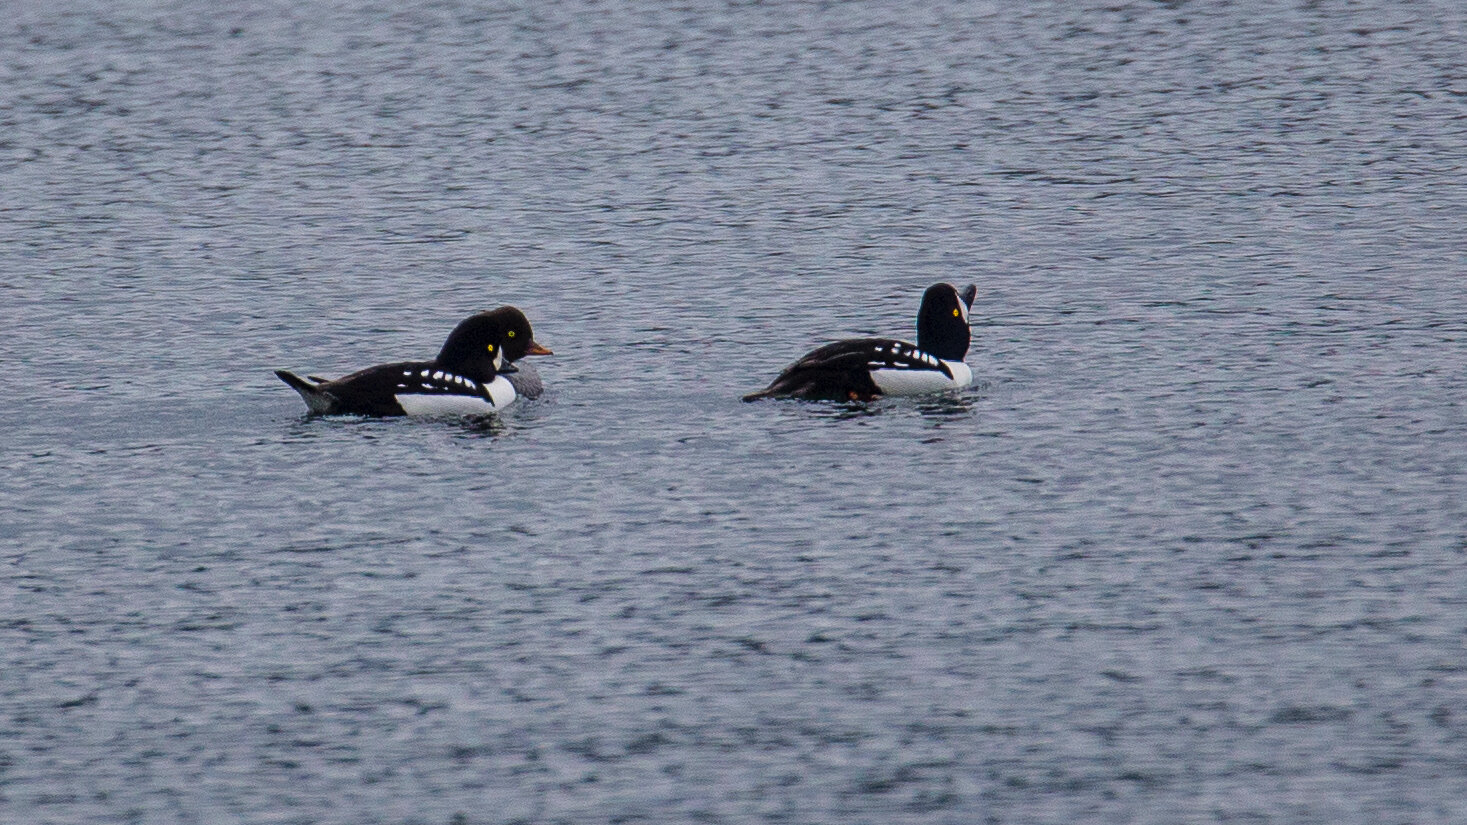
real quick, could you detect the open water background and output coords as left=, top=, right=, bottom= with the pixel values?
left=4, top=1, right=1467, bottom=823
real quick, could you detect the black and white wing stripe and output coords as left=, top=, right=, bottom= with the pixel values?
left=782, top=338, right=947, bottom=376
left=390, top=364, right=493, bottom=398
left=859, top=339, right=955, bottom=379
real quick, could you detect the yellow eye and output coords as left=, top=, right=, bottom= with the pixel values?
left=507, top=330, right=516, bottom=338
left=952, top=308, right=960, bottom=317
left=486, top=344, right=495, bottom=352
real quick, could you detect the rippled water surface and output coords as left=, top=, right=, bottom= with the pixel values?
left=5, top=1, right=1467, bottom=823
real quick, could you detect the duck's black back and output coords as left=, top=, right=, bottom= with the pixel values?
left=313, top=361, right=431, bottom=416
left=741, top=339, right=888, bottom=401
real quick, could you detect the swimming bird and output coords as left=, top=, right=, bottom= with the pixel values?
left=742, top=283, right=976, bottom=402
left=275, top=306, right=552, bottom=416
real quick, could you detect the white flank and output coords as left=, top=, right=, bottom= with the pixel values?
left=871, top=359, right=972, bottom=396
left=394, top=375, right=517, bottom=417
left=395, top=393, right=496, bottom=416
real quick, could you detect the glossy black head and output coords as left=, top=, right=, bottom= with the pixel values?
left=915, top=282, right=977, bottom=362
left=435, top=307, right=550, bottom=381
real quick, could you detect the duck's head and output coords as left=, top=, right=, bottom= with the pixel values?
left=436, top=306, right=552, bottom=381
left=915, top=283, right=977, bottom=362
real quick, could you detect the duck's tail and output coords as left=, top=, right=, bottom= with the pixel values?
left=274, top=370, right=338, bottom=415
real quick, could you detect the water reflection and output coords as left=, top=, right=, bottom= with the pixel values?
left=280, top=412, right=510, bottom=439
left=454, top=414, right=510, bottom=438
left=779, top=390, right=980, bottom=422
left=793, top=399, right=886, bottom=421
left=915, top=393, right=975, bottom=420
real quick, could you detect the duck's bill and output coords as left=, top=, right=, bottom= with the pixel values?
left=526, top=342, right=553, bottom=355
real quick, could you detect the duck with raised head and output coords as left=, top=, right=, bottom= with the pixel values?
left=743, top=283, right=976, bottom=402
left=275, top=306, right=552, bottom=416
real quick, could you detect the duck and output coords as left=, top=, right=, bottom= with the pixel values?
left=274, top=306, right=552, bottom=416
left=742, top=282, right=977, bottom=402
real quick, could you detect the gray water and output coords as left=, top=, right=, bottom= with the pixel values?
left=4, top=1, right=1467, bottom=823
